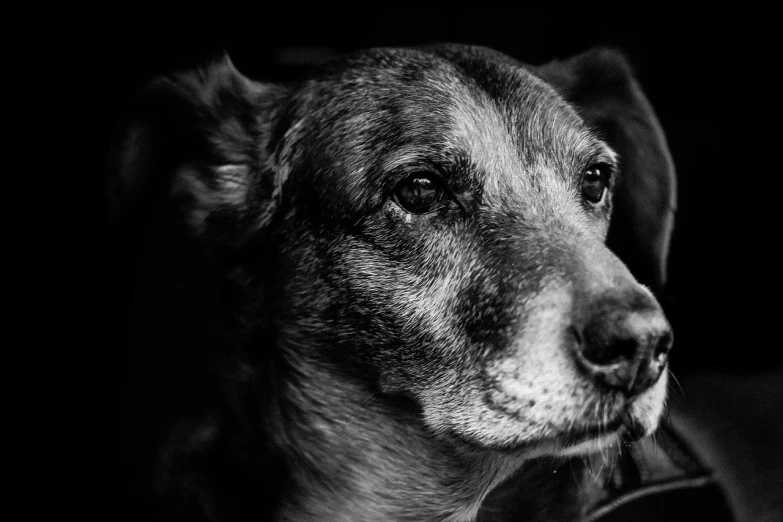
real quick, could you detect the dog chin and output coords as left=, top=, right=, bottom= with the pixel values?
left=554, top=373, right=669, bottom=457
left=502, top=373, right=669, bottom=459
left=551, top=430, right=623, bottom=457
left=517, top=416, right=648, bottom=460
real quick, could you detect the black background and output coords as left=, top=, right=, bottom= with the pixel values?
left=42, top=9, right=780, bottom=519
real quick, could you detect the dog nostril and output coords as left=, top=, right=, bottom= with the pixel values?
left=582, top=336, right=638, bottom=366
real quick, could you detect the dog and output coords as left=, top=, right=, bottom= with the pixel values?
left=109, top=44, right=677, bottom=521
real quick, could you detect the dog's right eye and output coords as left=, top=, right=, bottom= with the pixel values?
left=394, top=173, right=446, bottom=214
left=581, top=165, right=611, bottom=204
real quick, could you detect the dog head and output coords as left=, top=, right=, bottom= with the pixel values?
left=110, top=45, right=676, bottom=458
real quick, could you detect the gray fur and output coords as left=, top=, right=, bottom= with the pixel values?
left=113, top=45, right=676, bottom=521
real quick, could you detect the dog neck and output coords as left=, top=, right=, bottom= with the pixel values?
left=267, top=343, right=586, bottom=522
left=272, top=351, right=510, bottom=521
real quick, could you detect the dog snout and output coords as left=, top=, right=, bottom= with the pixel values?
left=573, top=294, right=673, bottom=396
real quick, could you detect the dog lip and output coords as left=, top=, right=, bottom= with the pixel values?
left=567, top=410, right=647, bottom=444
left=564, top=417, right=624, bottom=443
left=485, top=418, right=627, bottom=453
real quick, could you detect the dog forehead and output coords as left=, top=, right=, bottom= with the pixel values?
left=299, top=48, right=467, bottom=135
left=435, top=47, right=600, bottom=204
left=282, top=49, right=467, bottom=211
left=286, top=47, right=596, bottom=215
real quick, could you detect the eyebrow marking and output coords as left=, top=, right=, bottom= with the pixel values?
left=378, top=145, right=425, bottom=173
left=448, top=92, right=525, bottom=206
left=445, top=81, right=621, bottom=230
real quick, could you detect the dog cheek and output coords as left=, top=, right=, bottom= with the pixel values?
left=454, top=272, right=514, bottom=352
left=295, top=237, right=443, bottom=392
left=480, top=283, right=588, bottom=430
left=379, top=247, right=492, bottom=397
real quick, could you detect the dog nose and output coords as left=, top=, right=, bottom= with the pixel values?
left=574, top=297, right=673, bottom=395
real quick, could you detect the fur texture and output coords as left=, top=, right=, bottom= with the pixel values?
left=111, top=45, right=677, bottom=521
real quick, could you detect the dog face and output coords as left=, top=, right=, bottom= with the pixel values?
left=112, top=45, right=675, bottom=459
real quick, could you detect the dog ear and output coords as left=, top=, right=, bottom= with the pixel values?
left=536, top=48, right=676, bottom=290
left=107, top=56, right=288, bottom=249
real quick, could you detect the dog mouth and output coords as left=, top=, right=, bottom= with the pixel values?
left=439, top=368, right=669, bottom=456
left=559, top=410, right=647, bottom=447
left=556, top=401, right=662, bottom=458
left=481, top=404, right=652, bottom=457
left=564, top=418, right=624, bottom=444
left=511, top=413, right=640, bottom=458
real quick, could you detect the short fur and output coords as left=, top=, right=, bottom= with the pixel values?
left=110, top=45, right=677, bottom=521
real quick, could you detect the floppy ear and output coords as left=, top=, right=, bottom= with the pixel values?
left=107, top=56, right=288, bottom=249
left=536, top=48, right=676, bottom=290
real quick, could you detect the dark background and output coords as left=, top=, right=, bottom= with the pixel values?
left=43, top=9, right=780, bottom=520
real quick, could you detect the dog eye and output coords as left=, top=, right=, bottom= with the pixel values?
left=394, top=172, right=446, bottom=214
left=581, top=166, right=610, bottom=204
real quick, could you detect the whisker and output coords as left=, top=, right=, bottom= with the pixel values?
left=651, top=429, right=659, bottom=459
left=594, top=449, right=606, bottom=482
left=668, top=369, right=686, bottom=401
left=607, top=447, right=617, bottom=483
left=569, top=459, right=579, bottom=483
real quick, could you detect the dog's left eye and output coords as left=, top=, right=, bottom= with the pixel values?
left=394, top=173, right=446, bottom=214
left=581, top=166, right=610, bottom=204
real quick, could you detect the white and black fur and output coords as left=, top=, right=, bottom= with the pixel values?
left=110, top=44, right=677, bottom=521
